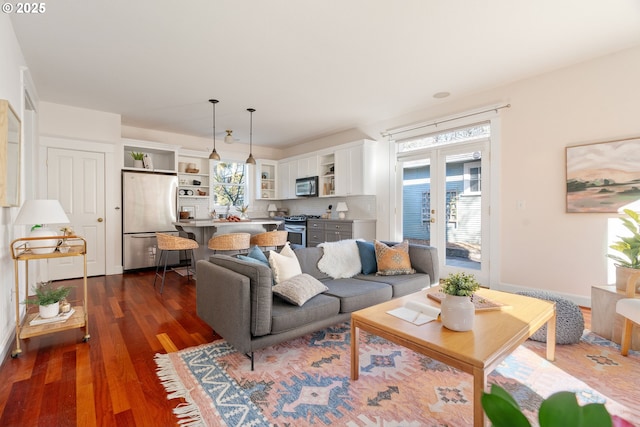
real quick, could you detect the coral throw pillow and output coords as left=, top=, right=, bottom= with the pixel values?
left=374, top=240, right=415, bottom=276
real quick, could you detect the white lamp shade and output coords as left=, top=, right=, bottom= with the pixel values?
left=14, top=199, right=70, bottom=226
left=14, top=199, right=70, bottom=254
left=267, top=204, right=277, bottom=212
left=336, top=202, right=348, bottom=212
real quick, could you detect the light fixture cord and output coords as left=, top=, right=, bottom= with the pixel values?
left=249, top=109, right=253, bottom=154
left=212, top=101, right=216, bottom=152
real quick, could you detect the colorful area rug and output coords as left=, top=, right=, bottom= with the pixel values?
left=155, top=323, right=640, bottom=426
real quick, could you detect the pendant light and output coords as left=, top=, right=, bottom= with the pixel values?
left=224, top=130, right=234, bottom=144
left=246, top=107, right=256, bottom=165
left=208, top=99, right=220, bottom=160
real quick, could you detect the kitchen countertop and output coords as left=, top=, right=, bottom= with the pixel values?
left=174, top=219, right=282, bottom=227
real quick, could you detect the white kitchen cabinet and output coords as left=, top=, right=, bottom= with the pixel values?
left=334, top=140, right=375, bottom=196
left=123, top=139, right=178, bottom=172
left=296, top=155, right=318, bottom=178
left=277, top=160, right=295, bottom=199
left=256, top=160, right=278, bottom=200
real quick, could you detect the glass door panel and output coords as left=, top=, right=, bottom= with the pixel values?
left=400, top=142, right=488, bottom=283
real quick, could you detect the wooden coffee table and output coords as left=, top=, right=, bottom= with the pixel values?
left=351, top=287, right=556, bottom=427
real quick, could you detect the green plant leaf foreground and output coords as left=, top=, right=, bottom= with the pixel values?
left=482, top=386, right=613, bottom=427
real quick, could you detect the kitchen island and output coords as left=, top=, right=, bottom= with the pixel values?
left=174, top=219, right=283, bottom=244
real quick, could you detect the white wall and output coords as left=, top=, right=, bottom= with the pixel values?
left=0, top=14, right=29, bottom=359
left=308, top=46, right=640, bottom=304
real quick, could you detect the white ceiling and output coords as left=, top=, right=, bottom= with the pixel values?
left=10, top=0, right=640, bottom=148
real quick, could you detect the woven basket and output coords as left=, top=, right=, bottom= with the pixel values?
left=156, top=233, right=199, bottom=250
left=250, top=230, right=288, bottom=248
left=208, top=233, right=251, bottom=251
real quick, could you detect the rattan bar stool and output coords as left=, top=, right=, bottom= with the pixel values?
left=249, top=230, right=288, bottom=251
left=154, top=232, right=199, bottom=294
left=174, top=225, right=197, bottom=264
left=208, top=232, right=251, bottom=255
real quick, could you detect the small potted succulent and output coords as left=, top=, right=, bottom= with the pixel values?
left=607, top=209, right=640, bottom=292
left=439, top=272, right=480, bottom=331
left=130, top=151, right=144, bottom=168
left=23, top=281, right=73, bottom=319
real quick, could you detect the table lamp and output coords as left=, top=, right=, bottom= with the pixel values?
left=336, top=202, right=348, bottom=219
left=14, top=199, right=70, bottom=254
left=267, top=204, right=277, bottom=218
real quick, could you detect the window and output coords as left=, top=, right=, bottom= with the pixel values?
left=211, top=162, right=248, bottom=208
left=398, top=124, right=490, bottom=153
left=464, top=161, right=481, bottom=193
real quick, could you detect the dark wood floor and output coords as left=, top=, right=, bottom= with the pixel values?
left=0, top=270, right=219, bottom=427
left=0, top=271, right=592, bottom=426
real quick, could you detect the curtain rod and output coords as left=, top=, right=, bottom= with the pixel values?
left=381, top=103, right=511, bottom=138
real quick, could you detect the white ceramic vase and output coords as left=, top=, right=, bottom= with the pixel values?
left=39, top=301, right=60, bottom=319
left=441, top=294, right=475, bottom=331
left=134, top=159, right=144, bottom=168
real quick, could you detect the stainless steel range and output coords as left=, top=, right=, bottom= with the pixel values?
left=283, top=215, right=321, bottom=247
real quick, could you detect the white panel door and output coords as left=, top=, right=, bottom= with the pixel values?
left=47, top=148, right=106, bottom=279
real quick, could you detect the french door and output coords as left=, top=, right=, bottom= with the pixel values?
left=398, top=139, right=490, bottom=284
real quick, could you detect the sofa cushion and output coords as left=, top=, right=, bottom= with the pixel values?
left=294, top=246, right=330, bottom=280
left=374, top=240, right=416, bottom=276
left=356, top=241, right=377, bottom=274
left=272, top=274, right=329, bottom=306
left=269, top=243, right=302, bottom=284
left=318, top=239, right=362, bottom=279
left=209, top=255, right=273, bottom=337
left=323, top=278, right=392, bottom=313
left=271, top=294, right=340, bottom=334
left=355, top=273, right=429, bottom=297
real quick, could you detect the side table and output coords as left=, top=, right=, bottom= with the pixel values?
left=591, top=285, right=639, bottom=350
left=10, top=235, right=90, bottom=358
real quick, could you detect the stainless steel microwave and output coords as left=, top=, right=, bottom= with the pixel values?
left=295, top=176, right=319, bottom=197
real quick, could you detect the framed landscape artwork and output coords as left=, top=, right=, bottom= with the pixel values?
left=566, top=137, right=640, bottom=213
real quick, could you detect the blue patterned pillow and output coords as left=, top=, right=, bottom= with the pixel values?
left=356, top=241, right=377, bottom=275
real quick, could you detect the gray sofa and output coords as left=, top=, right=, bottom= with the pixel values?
left=196, top=242, right=439, bottom=369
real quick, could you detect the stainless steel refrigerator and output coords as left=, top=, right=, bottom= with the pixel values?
left=122, top=171, right=179, bottom=270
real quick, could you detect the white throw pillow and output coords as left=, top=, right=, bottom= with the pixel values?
left=272, top=273, right=329, bottom=306
left=318, top=239, right=362, bottom=279
left=269, top=242, right=302, bottom=284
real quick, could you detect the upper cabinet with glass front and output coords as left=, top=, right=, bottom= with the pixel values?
left=0, top=100, right=21, bottom=207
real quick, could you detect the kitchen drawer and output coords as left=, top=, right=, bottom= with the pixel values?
left=307, top=220, right=325, bottom=230
left=323, top=221, right=353, bottom=233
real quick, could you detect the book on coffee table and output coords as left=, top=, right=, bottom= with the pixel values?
left=427, top=292, right=510, bottom=312
left=387, top=301, right=441, bottom=325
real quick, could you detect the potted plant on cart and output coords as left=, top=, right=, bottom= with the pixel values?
left=439, top=272, right=480, bottom=331
left=607, top=209, right=640, bottom=292
left=23, top=281, right=73, bottom=319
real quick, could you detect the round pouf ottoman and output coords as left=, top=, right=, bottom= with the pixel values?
left=516, top=290, right=585, bottom=344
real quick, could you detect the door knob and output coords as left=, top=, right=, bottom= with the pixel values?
left=97, top=218, right=104, bottom=222
left=430, top=218, right=435, bottom=223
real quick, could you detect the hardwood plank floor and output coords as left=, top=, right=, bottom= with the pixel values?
left=0, top=270, right=218, bottom=427
left=0, top=271, right=592, bottom=426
